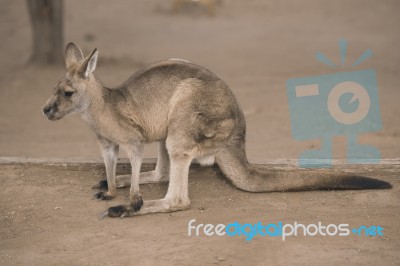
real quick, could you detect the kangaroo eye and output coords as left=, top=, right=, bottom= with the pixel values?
left=64, top=91, right=74, bottom=97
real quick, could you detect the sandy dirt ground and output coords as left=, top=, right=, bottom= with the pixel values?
left=0, top=161, right=399, bottom=265
left=0, top=0, right=400, bottom=265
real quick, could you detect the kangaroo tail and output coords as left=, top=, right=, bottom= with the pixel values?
left=215, top=148, right=392, bottom=192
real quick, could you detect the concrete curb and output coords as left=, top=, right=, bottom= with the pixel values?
left=1, top=157, right=399, bottom=173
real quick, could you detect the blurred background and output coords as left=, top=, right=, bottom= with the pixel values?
left=0, top=0, right=399, bottom=161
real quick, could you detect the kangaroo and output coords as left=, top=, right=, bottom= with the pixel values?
left=43, top=43, right=391, bottom=218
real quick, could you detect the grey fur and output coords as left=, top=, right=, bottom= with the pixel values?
left=43, top=43, right=391, bottom=218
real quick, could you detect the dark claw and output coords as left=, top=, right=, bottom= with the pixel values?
left=94, top=191, right=114, bottom=200
left=92, top=179, right=108, bottom=189
left=132, top=196, right=143, bottom=212
left=108, top=205, right=126, bottom=217
left=99, top=211, right=109, bottom=220
left=107, top=196, right=143, bottom=218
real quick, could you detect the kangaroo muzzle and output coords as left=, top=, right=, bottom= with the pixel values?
left=43, top=102, right=59, bottom=120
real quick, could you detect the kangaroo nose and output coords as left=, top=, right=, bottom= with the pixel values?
left=43, top=106, right=52, bottom=115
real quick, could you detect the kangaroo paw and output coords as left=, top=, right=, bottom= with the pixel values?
left=94, top=191, right=115, bottom=200
left=131, top=195, right=144, bottom=211
left=107, top=196, right=143, bottom=218
left=107, top=205, right=126, bottom=218
left=92, top=179, right=108, bottom=189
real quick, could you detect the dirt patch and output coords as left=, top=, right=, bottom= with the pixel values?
left=0, top=162, right=399, bottom=265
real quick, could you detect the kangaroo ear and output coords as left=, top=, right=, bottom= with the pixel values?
left=78, top=48, right=98, bottom=79
left=65, top=42, right=84, bottom=69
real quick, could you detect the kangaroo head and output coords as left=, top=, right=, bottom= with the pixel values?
left=43, top=42, right=98, bottom=120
